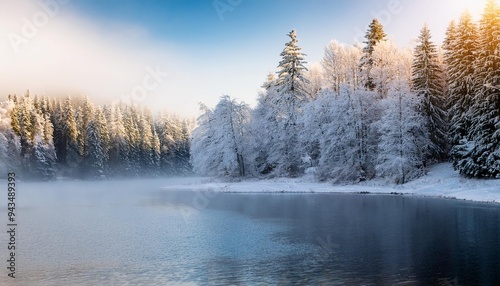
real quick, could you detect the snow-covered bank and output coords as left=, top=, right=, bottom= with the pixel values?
left=161, top=163, right=500, bottom=204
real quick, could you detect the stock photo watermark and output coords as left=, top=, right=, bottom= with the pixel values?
left=112, top=65, right=169, bottom=106
left=353, top=0, right=404, bottom=43
left=213, top=0, right=243, bottom=21
left=180, top=185, right=223, bottom=221
left=8, top=0, right=71, bottom=54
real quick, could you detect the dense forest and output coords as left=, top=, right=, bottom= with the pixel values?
left=0, top=93, right=193, bottom=180
left=1, top=1, right=499, bottom=183
left=191, top=1, right=500, bottom=183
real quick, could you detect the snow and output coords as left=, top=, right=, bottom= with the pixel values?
left=161, top=163, right=500, bottom=204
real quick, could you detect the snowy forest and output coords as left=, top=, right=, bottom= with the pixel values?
left=0, top=93, right=193, bottom=180
left=191, top=1, right=500, bottom=183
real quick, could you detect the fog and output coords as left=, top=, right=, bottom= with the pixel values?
left=0, top=0, right=240, bottom=118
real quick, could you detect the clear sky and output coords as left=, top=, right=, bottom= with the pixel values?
left=0, top=0, right=490, bottom=117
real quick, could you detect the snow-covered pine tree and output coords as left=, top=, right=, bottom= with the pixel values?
left=151, top=126, right=161, bottom=174
left=76, top=97, right=94, bottom=163
left=17, top=91, right=34, bottom=160
left=412, top=24, right=448, bottom=162
left=123, top=105, right=142, bottom=175
left=84, top=119, right=105, bottom=179
left=94, top=107, right=110, bottom=176
left=29, top=112, right=56, bottom=180
left=155, top=113, right=177, bottom=174
left=175, top=119, right=194, bottom=175
left=108, top=104, right=130, bottom=176
left=60, top=97, right=80, bottom=170
left=460, top=0, right=500, bottom=177
left=31, top=138, right=56, bottom=181
left=359, top=18, right=387, bottom=91
left=444, top=13, right=480, bottom=171
left=375, top=83, right=430, bottom=184
left=138, top=108, right=155, bottom=174
left=0, top=100, right=21, bottom=176
left=272, top=29, right=310, bottom=177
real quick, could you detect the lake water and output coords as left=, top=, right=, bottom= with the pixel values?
left=2, top=180, right=500, bottom=285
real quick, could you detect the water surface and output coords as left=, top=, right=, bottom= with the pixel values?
left=1, top=181, right=499, bottom=285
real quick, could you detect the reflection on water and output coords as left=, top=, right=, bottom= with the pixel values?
left=1, top=182, right=500, bottom=285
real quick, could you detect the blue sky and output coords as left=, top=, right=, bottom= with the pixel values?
left=0, top=0, right=489, bottom=117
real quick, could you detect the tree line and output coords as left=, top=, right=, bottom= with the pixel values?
left=0, top=93, right=193, bottom=180
left=191, top=0, right=500, bottom=183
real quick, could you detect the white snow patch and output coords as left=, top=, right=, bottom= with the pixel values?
left=161, top=163, right=500, bottom=203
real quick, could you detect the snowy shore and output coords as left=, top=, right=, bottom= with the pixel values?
left=161, top=163, right=500, bottom=204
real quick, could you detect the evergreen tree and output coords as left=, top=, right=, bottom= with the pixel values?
left=272, top=29, right=310, bottom=177
left=9, top=95, right=21, bottom=136
left=63, top=98, right=80, bottom=168
left=412, top=24, right=448, bottom=162
left=460, top=0, right=500, bottom=177
left=156, top=113, right=176, bottom=174
left=94, top=107, right=110, bottom=176
left=176, top=119, right=193, bottom=175
left=138, top=108, right=155, bottom=174
left=18, top=92, right=34, bottom=159
left=123, top=106, right=141, bottom=175
left=1, top=93, right=193, bottom=180
left=76, top=97, right=94, bottom=161
left=151, top=127, right=161, bottom=174
left=445, top=14, right=480, bottom=169
left=84, top=120, right=105, bottom=179
left=29, top=113, right=56, bottom=180
left=0, top=100, right=21, bottom=176
left=108, top=104, right=130, bottom=176
left=31, top=139, right=56, bottom=181
left=359, top=18, right=387, bottom=91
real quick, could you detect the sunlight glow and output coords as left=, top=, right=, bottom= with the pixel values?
left=454, top=0, right=489, bottom=19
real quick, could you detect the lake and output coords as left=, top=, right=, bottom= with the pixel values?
left=2, top=180, right=500, bottom=285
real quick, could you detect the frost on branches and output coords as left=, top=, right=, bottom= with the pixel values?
left=0, top=92, right=192, bottom=180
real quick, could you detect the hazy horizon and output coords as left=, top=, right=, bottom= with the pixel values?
left=0, top=0, right=490, bottom=117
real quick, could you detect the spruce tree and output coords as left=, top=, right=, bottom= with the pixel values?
left=95, top=107, right=110, bottom=176
left=445, top=13, right=480, bottom=171
left=461, top=0, right=500, bottom=177
left=31, top=139, right=56, bottom=181
left=359, top=18, right=387, bottom=91
left=109, top=104, right=129, bottom=176
left=0, top=100, right=21, bottom=176
left=151, top=127, right=161, bottom=174
left=273, top=29, right=309, bottom=177
left=412, top=24, right=448, bottom=162
left=176, top=119, right=193, bottom=175
left=123, top=106, right=141, bottom=175
left=84, top=120, right=105, bottom=179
